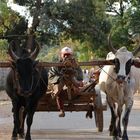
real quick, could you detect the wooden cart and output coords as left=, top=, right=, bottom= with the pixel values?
left=0, top=60, right=112, bottom=132
left=35, top=60, right=111, bottom=132
left=36, top=82, right=107, bottom=132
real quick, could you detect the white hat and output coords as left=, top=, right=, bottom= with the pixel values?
left=60, top=47, right=73, bottom=55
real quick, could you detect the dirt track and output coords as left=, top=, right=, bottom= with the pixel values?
left=0, top=91, right=140, bottom=140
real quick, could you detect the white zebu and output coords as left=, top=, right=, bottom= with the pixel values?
left=98, top=47, right=140, bottom=140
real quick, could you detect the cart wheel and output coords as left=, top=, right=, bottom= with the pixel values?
left=94, top=85, right=103, bottom=132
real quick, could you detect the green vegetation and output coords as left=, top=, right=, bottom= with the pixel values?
left=0, top=0, right=140, bottom=61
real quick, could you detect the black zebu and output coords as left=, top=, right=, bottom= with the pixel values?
left=5, top=41, right=48, bottom=140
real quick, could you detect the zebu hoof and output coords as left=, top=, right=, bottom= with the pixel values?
left=118, top=132, right=122, bottom=138
left=112, top=136, right=120, bottom=140
left=110, top=131, right=113, bottom=136
left=122, top=132, right=129, bottom=140
left=19, top=133, right=25, bottom=139
left=11, top=136, right=18, bottom=140
left=122, top=136, right=129, bottom=140
left=25, top=136, right=31, bottom=140
left=109, top=124, right=113, bottom=131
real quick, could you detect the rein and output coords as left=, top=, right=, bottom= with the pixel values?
left=99, top=66, right=116, bottom=82
left=13, top=68, right=40, bottom=97
left=99, top=66, right=131, bottom=84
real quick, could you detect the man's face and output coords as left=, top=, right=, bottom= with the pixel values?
left=61, top=53, right=72, bottom=60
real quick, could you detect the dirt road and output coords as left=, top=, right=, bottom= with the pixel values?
left=0, top=91, right=140, bottom=140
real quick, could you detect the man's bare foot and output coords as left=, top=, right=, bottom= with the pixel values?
left=59, top=111, right=65, bottom=117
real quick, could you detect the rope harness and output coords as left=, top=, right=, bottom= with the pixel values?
left=12, top=67, right=41, bottom=97
left=98, top=65, right=131, bottom=85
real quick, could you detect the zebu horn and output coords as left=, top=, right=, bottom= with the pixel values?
left=30, top=40, right=40, bottom=60
left=8, top=41, right=19, bottom=61
left=108, top=32, right=117, bottom=54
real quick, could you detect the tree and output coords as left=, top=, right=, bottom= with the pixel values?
left=105, top=0, right=140, bottom=52
left=0, top=1, right=27, bottom=40
left=2, top=0, right=140, bottom=60
left=4, top=0, right=110, bottom=59
left=0, top=0, right=25, bottom=59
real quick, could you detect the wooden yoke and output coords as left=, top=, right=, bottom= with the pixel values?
left=37, top=59, right=115, bottom=67
left=0, top=59, right=114, bottom=68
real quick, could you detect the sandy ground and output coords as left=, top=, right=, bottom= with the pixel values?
left=1, top=91, right=140, bottom=140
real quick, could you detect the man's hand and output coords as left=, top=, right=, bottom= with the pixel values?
left=78, top=81, right=84, bottom=87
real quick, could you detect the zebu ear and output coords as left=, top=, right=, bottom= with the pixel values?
left=108, top=59, right=116, bottom=64
left=132, top=58, right=140, bottom=68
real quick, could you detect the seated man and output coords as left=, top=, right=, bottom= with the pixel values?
left=48, top=47, right=83, bottom=117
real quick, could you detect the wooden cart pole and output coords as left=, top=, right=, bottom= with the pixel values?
left=0, top=59, right=114, bottom=68
left=38, top=59, right=114, bottom=67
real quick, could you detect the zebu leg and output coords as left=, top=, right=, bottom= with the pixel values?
left=122, top=108, right=131, bottom=140
left=122, top=100, right=133, bottom=140
left=25, top=110, right=34, bottom=140
left=25, top=112, right=34, bottom=140
left=108, top=103, right=119, bottom=139
left=18, top=106, right=26, bottom=138
left=108, top=104, right=115, bottom=135
left=109, top=107, right=120, bottom=140
left=25, top=102, right=37, bottom=140
left=107, top=100, right=120, bottom=140
left=107, top=97, right=116, bottom=136
left=11, top=101, right=21, bottom=140
left=117, top=106, right=122, bottom=138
